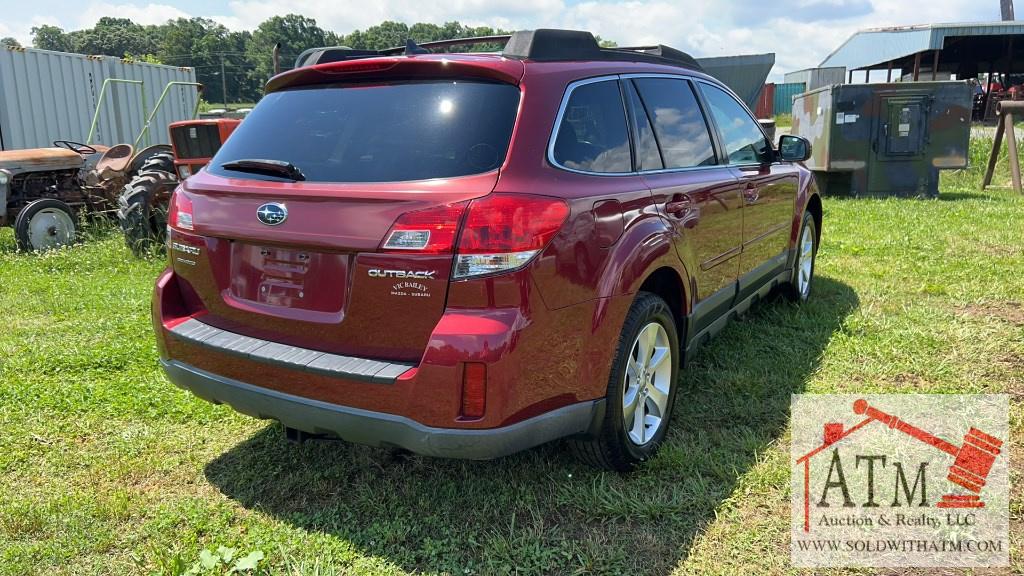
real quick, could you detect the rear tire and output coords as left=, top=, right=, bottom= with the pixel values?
left=118, top=170, right=179, bottom=256
left=784, top=211, right=818, bottom=302
left=571, top=292, right=680, bottom=472
left=137, top=152, right=175, bottom=176
left=14, top=199, right=77, bottom=252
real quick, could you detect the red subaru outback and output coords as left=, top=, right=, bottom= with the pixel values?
left=153, top=29, right=821, bottom=470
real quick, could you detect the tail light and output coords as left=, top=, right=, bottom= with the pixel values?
left=454, top=194, right=569, bottom=279
left=381, top=202, right=468, bottom=254
left=461, top=363, right=486, bottom=418
left=379, top=194, right=569, bottom=279
left=168, top=189, right=194, bottom=231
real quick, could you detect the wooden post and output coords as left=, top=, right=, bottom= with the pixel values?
left=1005, top=38, right=1014, bottom=89
left=1009, top=38, right=1015, bottom=88
left=1006, top=112, right=1021, bottom=194
left=983, top=100, right=1024, bottom=194
left=984, top=60, right=996, bottom=119
left=983, top=116, right=1005, bottom=189
left=913, top=52, right=922, bottom=81
left=887, top=60, right=893, bottom=82
left=932, top=50, right=940, bottom=81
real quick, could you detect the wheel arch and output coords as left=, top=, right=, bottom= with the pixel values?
left=636, top=266, right=689, bottom=334
left=805, top=192, right=822, bottom=246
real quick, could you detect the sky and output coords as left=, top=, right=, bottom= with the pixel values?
left=0, top=0, right=1005, bottom=79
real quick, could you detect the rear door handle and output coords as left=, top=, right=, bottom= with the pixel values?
left=665, top=194, right=700, bottom=228
left=665, top=196, right=691, bottom=215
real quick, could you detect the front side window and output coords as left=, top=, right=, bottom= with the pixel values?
left=553, top=80, right=632, bottom=173
left=699, top=83, right=772, bottom=165
left=632, top=78, right=717, bottom=169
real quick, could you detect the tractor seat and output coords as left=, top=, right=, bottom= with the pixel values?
left=95, top=144, right=135, bottom=175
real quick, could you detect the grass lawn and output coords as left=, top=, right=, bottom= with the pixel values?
left=0, top=138, right=1021, bottom=575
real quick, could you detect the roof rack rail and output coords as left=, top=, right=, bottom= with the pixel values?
left=292, top=29, right=703, bottom=73
left=293, top=46, right=382, bottom=68
left=379, top=35, right=513, bottom=55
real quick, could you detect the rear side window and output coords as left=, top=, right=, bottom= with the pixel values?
left=698, top=83, right=772, bottom=165
left=632, top=78, right=717, bottom=169
left=207, top=80, right=520, bottom=183
left=553, top=80, right=631, bottom=173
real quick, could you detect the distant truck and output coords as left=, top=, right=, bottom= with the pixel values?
left=118, top=118, right=241, bottom=254
left=791, top=81, right=972, bottom=198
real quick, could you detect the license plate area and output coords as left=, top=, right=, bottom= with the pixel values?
left=228, top=243, right=348, bottom=313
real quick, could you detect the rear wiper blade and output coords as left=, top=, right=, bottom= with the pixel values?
left=220, top=159, right=306, bottom=181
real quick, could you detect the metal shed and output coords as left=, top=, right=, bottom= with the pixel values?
left=820, top=21, right=1024, bottom=83
left=784, top=67, right=847, bottom=91
left=695, top=53, right=776, bottom=109
left=0, top=45, right=198, bottom=151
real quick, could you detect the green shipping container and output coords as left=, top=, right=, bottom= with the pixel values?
left=773, top=82, right=805, bottom=115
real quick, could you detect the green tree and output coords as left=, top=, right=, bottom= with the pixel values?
left=0, top=37, right=20, bottom=49
left=246, top=14, right=334, bottom=82
left=158, top=17, right=245, bottom=104
left=70, top=17, right=158, bottom=56
left=30, top=25, right=70, bottom=51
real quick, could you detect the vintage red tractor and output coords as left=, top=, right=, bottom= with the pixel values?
left=118, top=118, right=241, bottom=255
left=0, top=141, right=175, bottom=251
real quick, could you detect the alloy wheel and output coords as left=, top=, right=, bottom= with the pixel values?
left=622, top=321, right=673, bottom=445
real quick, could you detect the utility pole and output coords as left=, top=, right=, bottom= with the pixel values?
left=220, top=54, right=228, bottom=108
left=1002, top=0, right=1015, bottom=21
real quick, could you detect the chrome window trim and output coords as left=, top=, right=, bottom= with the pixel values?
left=547, top=75, right=634, bottom=177
left=547, top=72, right=734, bottom=178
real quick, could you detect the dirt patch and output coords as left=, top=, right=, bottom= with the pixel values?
left=959, top=301, right=1024, bottom=326
left=977, top=242, right=1023, bottom=258
left=891, top=373, right=931, bottom=390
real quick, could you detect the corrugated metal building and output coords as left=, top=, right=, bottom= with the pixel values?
left=695, top=53, right=776, bottom=109
left=820, top=21, right=1024, bottom=82
left=0, top=46, right=198, bottom=151
left=783, top=67, right=846, bottom=91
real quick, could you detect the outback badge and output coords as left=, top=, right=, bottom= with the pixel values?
left=256, top=203, right=288, bottom=226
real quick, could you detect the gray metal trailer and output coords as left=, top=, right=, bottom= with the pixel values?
left=791, top=81, right=972, bottom=198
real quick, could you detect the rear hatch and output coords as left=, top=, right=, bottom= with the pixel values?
left=169, top=67, right=522, bottom=362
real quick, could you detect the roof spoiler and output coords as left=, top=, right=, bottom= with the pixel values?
left=292, top=29, right=704, bottom=73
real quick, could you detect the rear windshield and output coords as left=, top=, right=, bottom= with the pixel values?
left=207, top=80, right=520, bottom=183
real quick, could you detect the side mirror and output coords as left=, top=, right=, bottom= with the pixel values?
left=778, top=135, right=811, bottom=162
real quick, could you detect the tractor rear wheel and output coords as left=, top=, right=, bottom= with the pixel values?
left=138, top=152, right=175, bottom=176
left=118, top=170, right=179, bottom=256
left=14, top=198, right=77, bottom=252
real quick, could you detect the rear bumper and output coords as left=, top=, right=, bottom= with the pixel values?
left=162, top=358, right=603, bottom=459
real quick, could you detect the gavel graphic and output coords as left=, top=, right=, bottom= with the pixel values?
left=853, top=399, right=1003, bottom=508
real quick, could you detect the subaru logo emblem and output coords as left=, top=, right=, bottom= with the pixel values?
left=256, top=203, right=287, bottom=226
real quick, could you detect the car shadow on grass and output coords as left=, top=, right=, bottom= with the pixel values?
left=204, top=276, right=858, bottom=575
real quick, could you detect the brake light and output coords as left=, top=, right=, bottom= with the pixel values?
left=381, top=202, right=468, bottom=254
left=461, top=363, right=486, bottom=419
left=453, top=194, right=569, bottom=279
left=168, top=189, right=194, bottom=231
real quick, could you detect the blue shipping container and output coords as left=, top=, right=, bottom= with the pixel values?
left=773, top=82, right=806, bottom=115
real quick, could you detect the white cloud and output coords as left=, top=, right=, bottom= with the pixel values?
left=8, top=0, right=994, bottom=78
left=77, top=3, right=190, bottom=28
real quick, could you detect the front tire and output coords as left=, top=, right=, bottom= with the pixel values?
left=784, top=212, right=818, bottom=302
left=571, top=292, right=680, bottom=472
left=14, top=199, right=77, bottom=252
